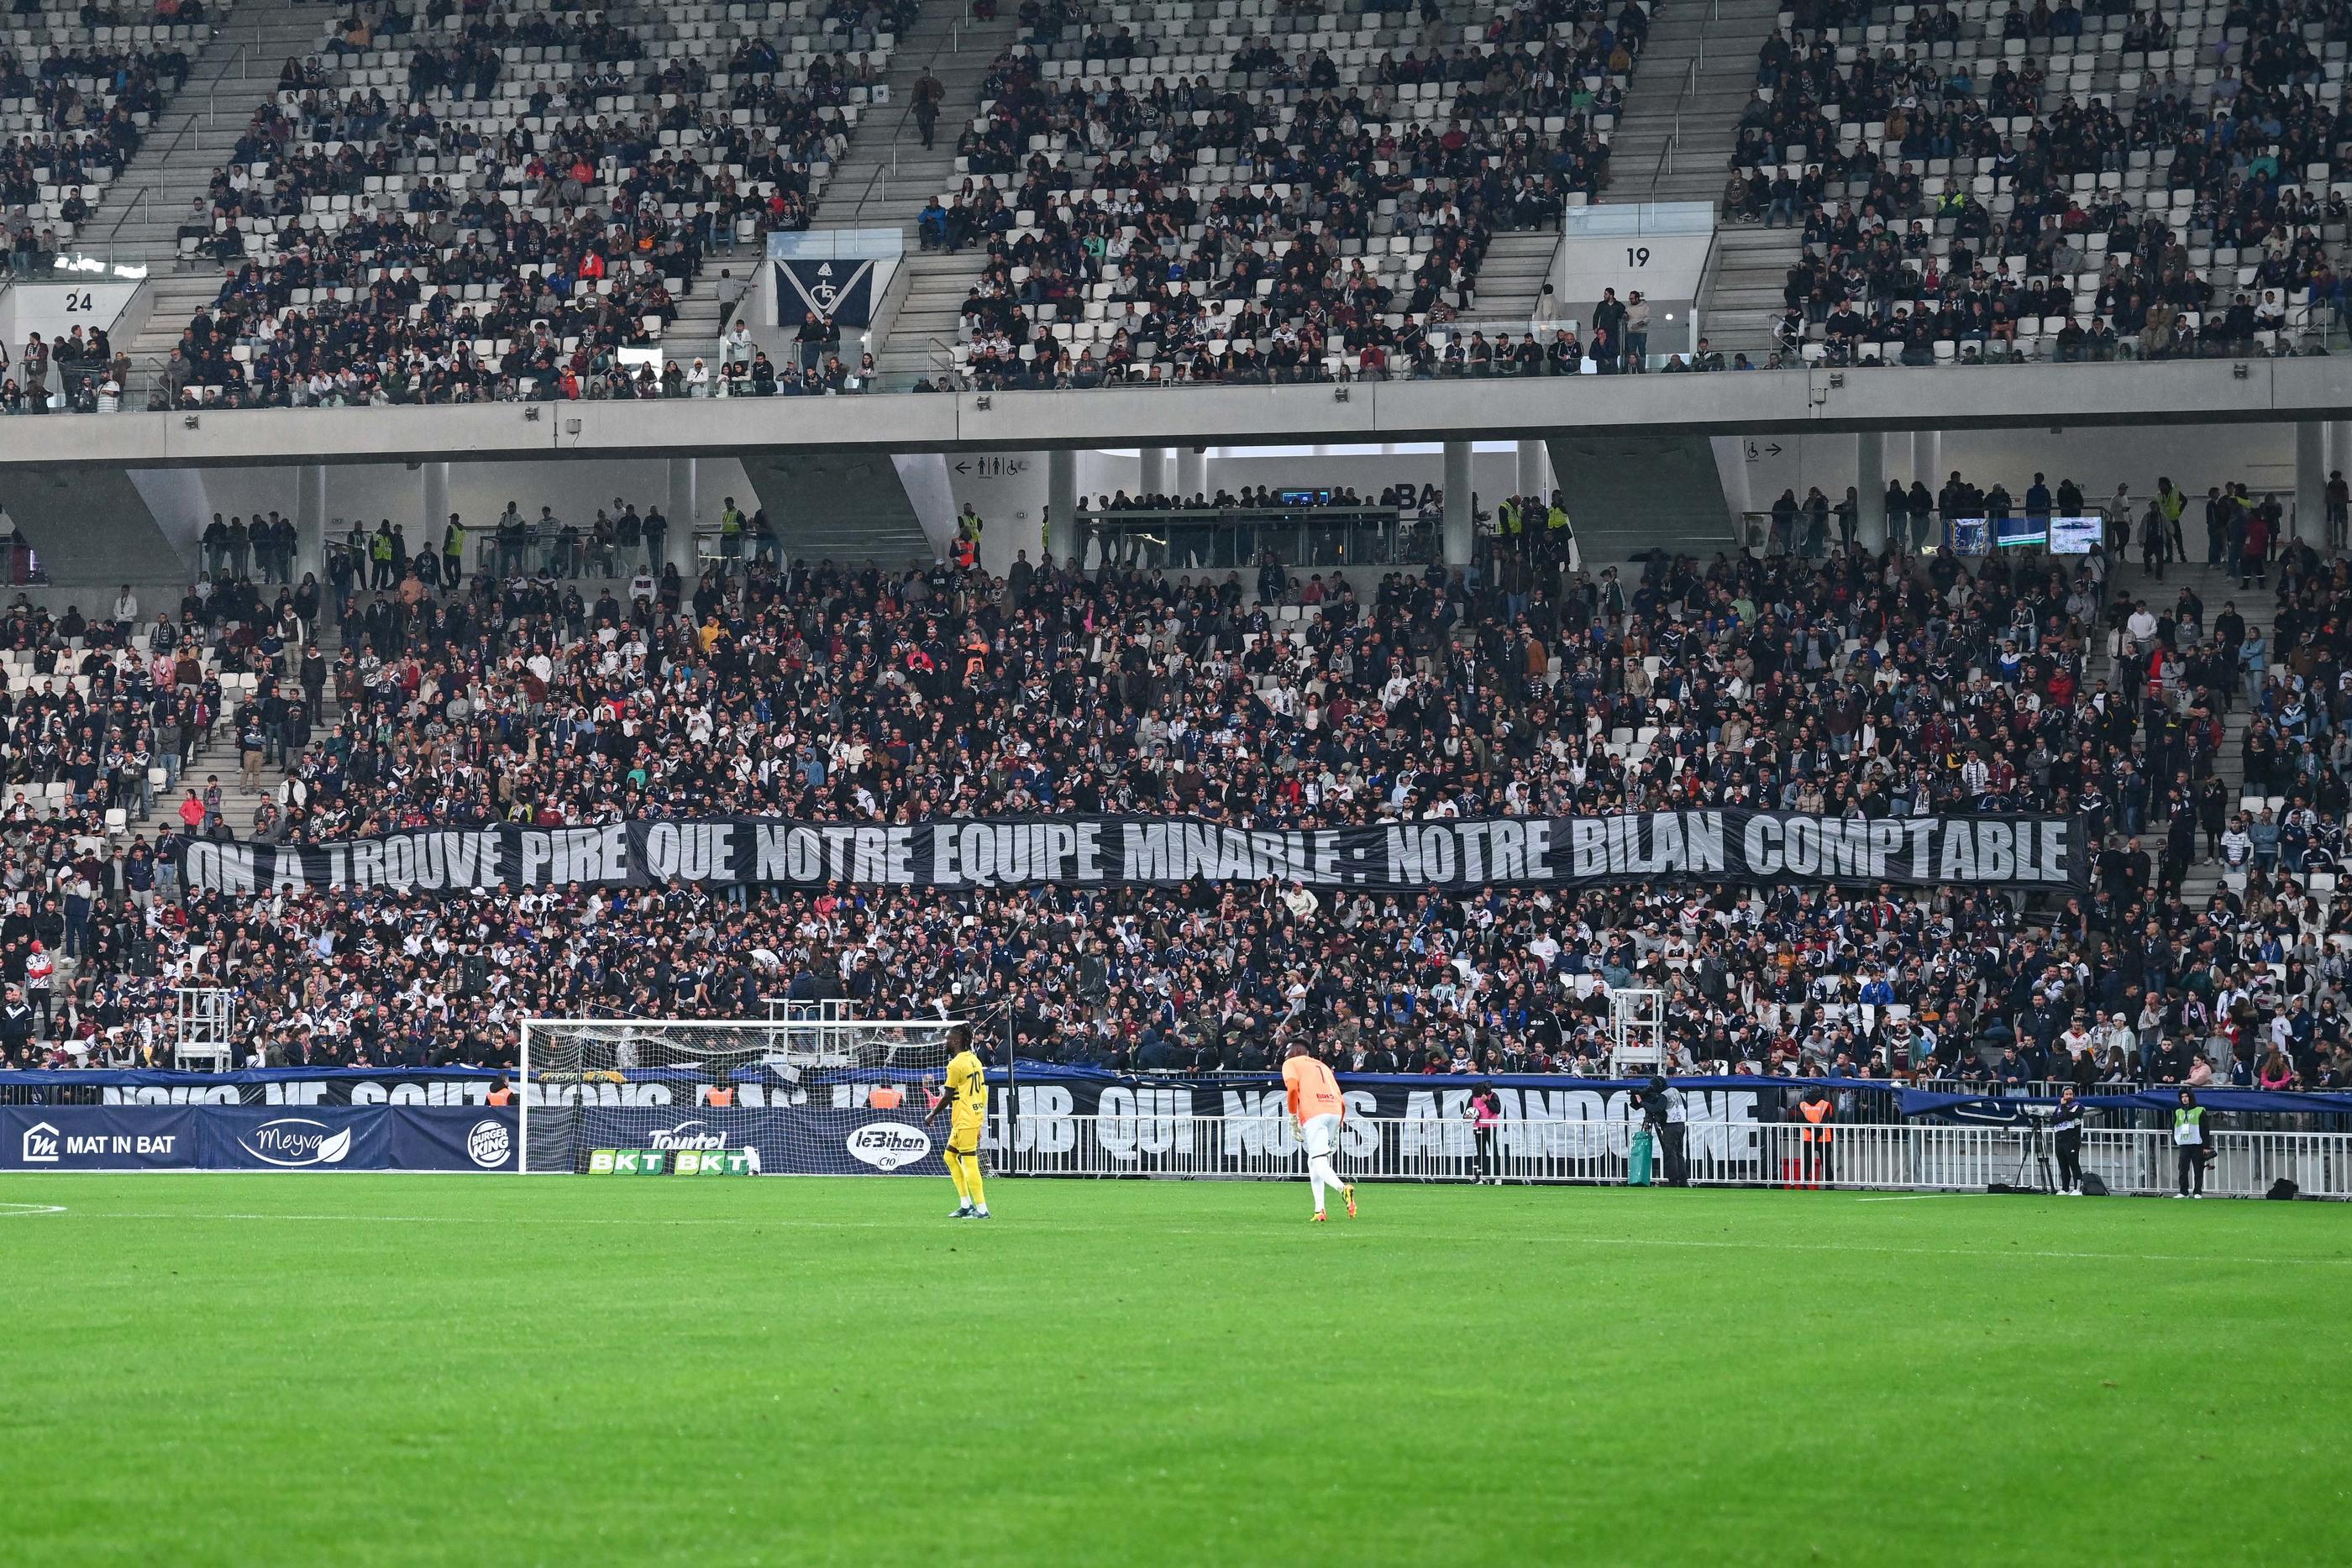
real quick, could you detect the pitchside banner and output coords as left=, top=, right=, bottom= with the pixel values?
left=0, top=1104, right=517, bottom=1170
left=176, top=811, right=2088, bottom=897
left=0, top=1067, right=507, bottom=1106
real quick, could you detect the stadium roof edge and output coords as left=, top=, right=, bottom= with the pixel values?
left=8, top=359, right=2346, bottom=469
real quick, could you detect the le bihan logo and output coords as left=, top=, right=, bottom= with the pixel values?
left=238, top=1119, right=354, bottom=1168
left=847, top=1122, right=931, bottom=1172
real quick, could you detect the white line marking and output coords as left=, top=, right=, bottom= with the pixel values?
left=1856, top=1193, right=1989, bottom=1203
left=0, top=1202, right=66, bottom=1216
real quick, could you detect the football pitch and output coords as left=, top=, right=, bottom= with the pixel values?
left=3, top=1177, right=2346, bottom=1566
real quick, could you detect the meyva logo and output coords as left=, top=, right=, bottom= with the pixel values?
left=20, top=1120, right=59, bottom=1164
left=648, top=1120, right=728, bottom=1151
left=847, top=1122, right=932, bottom=1172
left=238, top=1119, right=354, bottom=1168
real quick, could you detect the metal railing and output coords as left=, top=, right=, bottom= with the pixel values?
left=1079, top=503, right=1420, bottom=570
left=994, top=1113, right=2352, bottom=1198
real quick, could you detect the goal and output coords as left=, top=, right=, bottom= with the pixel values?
left=519, top=1015, right=976, bottom=1176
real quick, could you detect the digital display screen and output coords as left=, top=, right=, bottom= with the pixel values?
left=1994, top=517, right=2048, bottom=549
left=2049, top=516, right=2103, bottom=554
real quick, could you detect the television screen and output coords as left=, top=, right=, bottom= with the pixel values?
left=2049, top=516, right=2103, bottom=554
left=1994, top=517, right=2048, bottom=549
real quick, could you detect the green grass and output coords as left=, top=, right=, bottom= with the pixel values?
left=2, top=1176, right=2347, bottom=1566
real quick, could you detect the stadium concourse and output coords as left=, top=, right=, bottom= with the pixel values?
left=0, top=469, right=2349, bottom=1110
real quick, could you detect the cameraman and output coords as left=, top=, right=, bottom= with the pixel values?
left=2050, top=1085, right=2087, bottom=1194
left=1645, top=1074, right=1690, bottom=1187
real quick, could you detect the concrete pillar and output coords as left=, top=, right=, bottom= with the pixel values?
left=1911, top=428, right=1940, bottom=490
left=1856, top=431, right=1887, bottom=553
left=1047, top=448, right=1079, bottom=564
left=2296, top=420, right=2328, bottom=543
left=295, top=464, right=326, bottom=582
left=1442, top=439, right=1474, bottom=566
left=421, top=461, right=449, bottom=542
left=666, top=457, right=699, bottom=577
left=2336, top=421, right=2352, bottom=545
left=1138, top=446, right=1168, bottom=499
left=1175, top=446, right=1205, bottom=502
left=1515, top=438, right=1550, bottom=500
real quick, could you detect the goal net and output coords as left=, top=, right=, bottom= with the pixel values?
left=520, top=1016, right=973, bottom=1176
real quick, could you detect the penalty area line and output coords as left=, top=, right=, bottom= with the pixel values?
left=1854, top=1193, right=1991, bottom=1203
left=0, top=1202, right=66, bottom=1215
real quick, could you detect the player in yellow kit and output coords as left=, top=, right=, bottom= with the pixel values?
left=926, top=1026, right=990, bottom=1219
left=1283, top=1041, right=1355, bottom=1222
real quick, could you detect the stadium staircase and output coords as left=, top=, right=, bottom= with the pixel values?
left=1471, top=231, right=1560, bottom=324
left=2092, top=557, right=2284, bottom=905
left=1544, top=432, right=1734, bottom=565
left=1700, top=225, right=1800, bottom=362
left=87, top=0, right=323, bottom=265
left=822, top=4, right=1018, bottom=237
left=1604, top=0, right=1778, bottom=206
left=849, top=6, right=1020, bottom=385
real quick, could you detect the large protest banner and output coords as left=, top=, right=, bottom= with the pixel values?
left=175, top=811, right=2089, bottom=897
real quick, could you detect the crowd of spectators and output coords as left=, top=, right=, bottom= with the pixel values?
left=927, top=0, right=1635, bottom=388
left=3, top=466, right=2352, bottom=1100
left=0, top=0, right=207, bottom=302
left=142, top=0, right=912, bottom=408
left=1730, top=0, right=2352, bottom=365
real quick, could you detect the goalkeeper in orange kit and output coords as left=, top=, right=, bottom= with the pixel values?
left=1283, top=1041, right=1355, bottom=1222
left=925, top=1026, right=990, bottom=1219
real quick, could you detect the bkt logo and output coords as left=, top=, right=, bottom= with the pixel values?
left=648, top=1120, right=729, bottom=1151
left=237, top=1119, right=354, bottom=1168
left=847, top=1122, right=932, bottom=1172
left=21, top=1120, right=59, bottom=1163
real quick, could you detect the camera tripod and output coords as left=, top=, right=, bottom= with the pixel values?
left=2013, top=1114, right=2056, bottom=1193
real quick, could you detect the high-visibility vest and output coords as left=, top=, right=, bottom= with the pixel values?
left=486, top=1087, right=512, bottom=1106
left=1798, top=1097, right=1834, bottom=1142
left=706, top=1085, right=735, bottom=1108
left=869, top=1084, right=904, bottom=1109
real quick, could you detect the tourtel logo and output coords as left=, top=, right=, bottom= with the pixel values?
left=239, top=1119, right=354, bottom=1167
left=648, top=1120, right=729, bottom=1151
left=847, top=1122, right=932, bottom=1172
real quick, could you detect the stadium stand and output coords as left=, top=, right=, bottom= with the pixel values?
left=1716, top=0, right=2352, bottom=364
left=0, top=0, right=220, bottom=293
left=124, top=0, right=913, bottom=406
left=9, top=464, right=2352, bottom=1107
left=914, top=0, right=1632, bottom=386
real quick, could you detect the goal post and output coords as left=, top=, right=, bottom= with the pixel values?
left=518, top=1016, right=974, bottom=1176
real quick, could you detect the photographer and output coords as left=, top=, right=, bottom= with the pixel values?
left=1645, top=1074, right=1690, bottom=1186
left=1467, top=1083, right=1499, bottom=1184
left=2050, top=1085, right=2087, bottom=1194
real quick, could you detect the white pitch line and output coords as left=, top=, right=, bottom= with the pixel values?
left=1855, top=1193, right=1990, bottom=1203
left=0, top=1202, right=66, bottom=1216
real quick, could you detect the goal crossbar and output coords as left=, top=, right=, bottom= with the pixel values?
left=517, top=1015, right=977, bottom=1176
